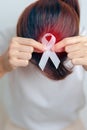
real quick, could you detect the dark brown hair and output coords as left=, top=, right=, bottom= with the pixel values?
left=17, top=0, right=80, bottom=80
left=61, top=0, right=80, bottom=17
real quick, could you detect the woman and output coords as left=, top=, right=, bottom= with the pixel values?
left=0, top=0, right=87, bottom=130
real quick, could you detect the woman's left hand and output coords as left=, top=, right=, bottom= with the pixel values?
left=52, top=36, right=87, bottom=70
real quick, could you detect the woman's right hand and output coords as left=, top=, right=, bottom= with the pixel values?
left=2, top=37, right=44, bottom=72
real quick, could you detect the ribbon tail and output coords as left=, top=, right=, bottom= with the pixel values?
left=49, top=52, right=60, bottom=69
left=39, top=51, right=50, bottom=71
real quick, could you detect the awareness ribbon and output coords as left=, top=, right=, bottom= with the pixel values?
left=39, top=33, right=60, bottom=71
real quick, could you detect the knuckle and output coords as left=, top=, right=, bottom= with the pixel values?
left=8, top=49, right=18, bottom=59
left=67, top=53, right=71, bottom=58
left=9, top=43, right=19, bottom=54
left=65, top=46, right=68, bottom=52
left=72, top=59, right=77, bottom=64
left=9, top=42, right=18, bottom=50
left=28, top=53, right=32, bottom=60
left=11, top=37, right=19, bottom=46
left=30, top=47, right=34, bottom=52
left=24, top=60, right=29, bottom=66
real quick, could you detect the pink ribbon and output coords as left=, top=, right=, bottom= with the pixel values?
left=39, top=33, right=60, bottom=71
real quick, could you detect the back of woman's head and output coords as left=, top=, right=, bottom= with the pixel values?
left=17, top=0, right=80, bottom=80
left=61, top=0, right=80, bottom=17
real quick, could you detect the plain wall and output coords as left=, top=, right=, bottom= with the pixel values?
left=0, top=0, right=35, bottom=30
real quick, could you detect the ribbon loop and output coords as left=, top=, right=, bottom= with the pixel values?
left=39, top=33, right=60, bottom=71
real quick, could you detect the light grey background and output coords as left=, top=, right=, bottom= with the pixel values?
left=0, top=0, right=34, bottom=30
left=0, top=0, right=87, bottom=129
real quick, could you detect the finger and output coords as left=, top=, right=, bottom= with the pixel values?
left=68, top=50, right=87, bottom=59
left=10, top=43, right=34, bottom=53
left=72, top=57, right=87, bottom=65
left=17, top=52, right=32, bottom=60
left=10, top=42, right=42, bottom=53
left=18, top=45, right=34, bottom=53
left=65, top=43, right=82, bottom=53
left=9, top=50, right=32, bottom=60
left=34, top=49, right=43, bottom=53
left=9, top=58, right=29, bottom=67
left=18, top=45, right=42, bottom=53
left=12, top=37, right=45, bottom=51
left=52, top=36, right=87, bottom=52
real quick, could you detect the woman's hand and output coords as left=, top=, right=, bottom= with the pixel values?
left=2, top=37, right=45, bottom=72
left=52, top=36, right=87, bottom=70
